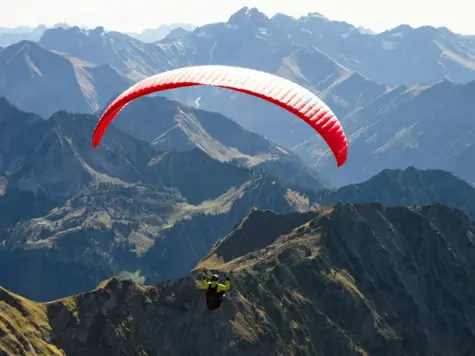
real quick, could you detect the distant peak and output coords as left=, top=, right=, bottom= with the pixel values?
left=357, top=26, right=375, bottom=35
left=52, top=23, right=71, bottom=29
left=2, top=39, right=40, bottom=53
left=0, top=97, right=16, bottom=110
left=42, top=25, right=105, bottom=38
left=228, top=7, right=269, bottom=26
left=307, top=12, right=328, bottom=20
left=413, top=25, right=437, bottom=32
left=300, top=12, right=329, bottom=22
left=272, top=13, right=295, bottom=20
left=389, top=24, right=413, bottom=32
left=429, top=78, right=456, bottom=90
left=369, top=167, right=464, bottom=186
left=92, top=26, right=106, bottom=34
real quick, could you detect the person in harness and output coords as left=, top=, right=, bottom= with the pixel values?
left=199, top=272, right=230, bottom=310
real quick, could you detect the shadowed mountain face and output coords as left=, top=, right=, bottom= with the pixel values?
left=1, top=202, right=475, bottom=356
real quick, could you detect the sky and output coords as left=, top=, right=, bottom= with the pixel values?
left=0, top=0, right=473, bottom=35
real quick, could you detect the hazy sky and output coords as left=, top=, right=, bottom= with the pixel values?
left=0, top=0, right=473, bottom=34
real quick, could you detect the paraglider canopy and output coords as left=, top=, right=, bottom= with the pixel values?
left=92, top=65, right=348, bottom=167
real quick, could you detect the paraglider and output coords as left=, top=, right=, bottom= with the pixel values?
left=91, top=65, right=348, bottom=167
left=198, top=271, right=231, bottom=311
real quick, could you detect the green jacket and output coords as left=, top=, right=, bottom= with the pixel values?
left=199, top=278, right=230, bottom=293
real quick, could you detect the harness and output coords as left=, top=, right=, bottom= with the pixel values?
left=205, top=282, right=223, bottom=310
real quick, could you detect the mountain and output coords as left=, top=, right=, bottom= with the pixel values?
left=197, top=203, right=475, bottom=355
left=0, top=25, right=47, bottom=47
left=38, top=26, right=193, bottom=82
left=314, top=167, right=475, bottom=220
left=38, top=8, right=475, bottom=88
left=0, top=98, right=322, bottom=301
left=37, top=13, right=389, bottom=148
left=2, top=202, right=475, bottom=355
left=2, top=98, right=475, bottom=304
left=111, top=95, right=330, bottom=191
left=0, top=41, right=130, bottom=118
left=163, top=26, right=195, bottom=41
left=128, top=23, right=196, bottom=42
left=0, top=97, right=176, bottom=203
left=295, top=79, right=475, bottom=186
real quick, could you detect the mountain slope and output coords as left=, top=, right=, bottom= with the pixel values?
left=0, top=100, right=162, bottom=203
left=0, top=41, right=130, bottom=118
left=0, top=170, right=316, bottom=302
left=199, top=202, right=475, bottom=355
left=295, top=80, right=475, bottom=186
left=2, top=202, right=475, bottom=355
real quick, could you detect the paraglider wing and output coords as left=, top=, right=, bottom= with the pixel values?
left=92, top=65, right=348, bottom=167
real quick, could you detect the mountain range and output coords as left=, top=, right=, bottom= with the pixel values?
left=1, top=7, right=474, bottom=187
left=1, top=201, right=475, bottom=355
left=1, top=97, right=475, bottom=303
left=35, top=7, right=475, bottom=86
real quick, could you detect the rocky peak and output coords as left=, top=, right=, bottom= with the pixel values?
left=227, top=7, right=270, bottom=27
